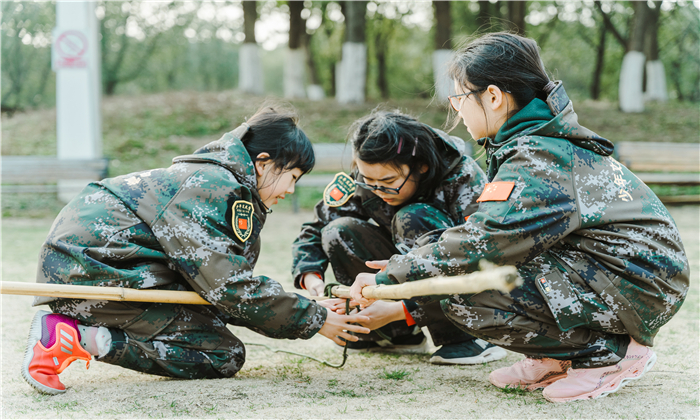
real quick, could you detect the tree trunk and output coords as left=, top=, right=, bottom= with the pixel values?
left=506, top=1, right=527, bottom=36
left=644, top=1, right=667, bottom=101
left=336, top=1, right=367, bottom=104
left=619, top=2, right=650, bottom=112
left=285, top=1, right=306, bottom=98
left=477, top=0, right=493, bottom=29
left=591, top=19, right=607, bottom=100
left=243, top=1, right=257, bottom=43
left=239, top=1, right=263, bottom=94
left=433, top=1, right=453, bottom=102
left=433, top=1, right=451, bottom=50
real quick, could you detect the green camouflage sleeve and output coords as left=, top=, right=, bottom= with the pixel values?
left=377, top=136, right=578, bottom=285
left=291, top=190, right=369, bottom=288
left=153, top=168, right=326, bottom=339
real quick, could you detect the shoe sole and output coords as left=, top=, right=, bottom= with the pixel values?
left=430, top=346, right=508, bottom=365
left=21, top=310, right=66, bottom=395
left=544, top=351, right=657, bottom=403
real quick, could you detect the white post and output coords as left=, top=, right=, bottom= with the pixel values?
left=618, top=51, right=645, bottom=113
left=336, top=42, right=366, bottom=104
left=433, top=49, right=454, bottom=103
left=284, top=48, right=307, bottom=98
left=53, top=0, right=102, bottom=202
left=239, top=43, right=264, bottom=95
left=645, top=60, right=668, bottom=102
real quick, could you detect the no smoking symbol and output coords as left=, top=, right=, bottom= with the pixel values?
left=56, top=30, right=88, bottom=65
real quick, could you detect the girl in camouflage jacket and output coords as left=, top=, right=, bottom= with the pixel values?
left=350, top=33, right=689, bottom=403
left=292, top=111, right=507, bottom=365
left=22, top=106, right=370, bottom=395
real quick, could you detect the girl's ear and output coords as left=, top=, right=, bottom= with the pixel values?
left=486, top=84, right=506, bottom=111
left=254, top=152, right=271, bottom=176
left=419, top=164, right=429, bottom=175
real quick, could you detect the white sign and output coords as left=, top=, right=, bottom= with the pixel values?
left=52, top=29, right=89, bottom=70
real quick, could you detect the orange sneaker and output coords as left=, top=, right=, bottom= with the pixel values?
left=543, top=338, right=656, bottom=402
left=489, top=357, right=571, bottom=391
left=21, top=310, right=91, bottom=395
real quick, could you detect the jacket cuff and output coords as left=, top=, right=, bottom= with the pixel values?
left=375, top=270, right=395, bottom=285
left=293, top=267, right=325, bottom=289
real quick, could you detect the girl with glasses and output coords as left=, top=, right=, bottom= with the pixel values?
left=350, top=32, right=689, bottom=403
left=291, top=110, right=507, bottom=365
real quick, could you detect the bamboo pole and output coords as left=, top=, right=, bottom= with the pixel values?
left=330, top=265, right=521, bottom=300
left=1, top=265, right=521, bottom=304
left=0, top=281, right=211, bottom=305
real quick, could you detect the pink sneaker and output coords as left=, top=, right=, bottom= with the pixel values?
left=543, top=338, right=656, bottom=403
left=21, top=311, right=91, bottom=395
left=489, top=357, right=571, bottom=391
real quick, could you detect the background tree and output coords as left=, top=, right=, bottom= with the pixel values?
left=285, top=1, right=307, bottom=98
left=432, top=1, right=453, bottom=102
left=240, top=0, right=263, bottom=94
left=506, top=1, right=527, bottom=35
left=336, top=1, right=367, bottom=104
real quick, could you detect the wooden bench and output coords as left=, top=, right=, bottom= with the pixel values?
left=1, top=156, right=109, bottom=193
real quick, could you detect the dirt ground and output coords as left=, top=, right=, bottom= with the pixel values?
left=2, top=206, right=698, bottom=419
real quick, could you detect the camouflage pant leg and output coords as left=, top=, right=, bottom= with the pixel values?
left=392, top=204, right=476, bottom=346
left=49, top=299, right=245, bottom=379
left=441, top=252, right=630, bottom=368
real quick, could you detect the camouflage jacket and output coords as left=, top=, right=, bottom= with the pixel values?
left=35, top=126, right=325, bottom=340
left=376, top=82, right=689, bottom=346
left=292, top=127, right=486, bottom=288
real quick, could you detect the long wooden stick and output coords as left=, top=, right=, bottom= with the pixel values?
left=330, top=265, right=521, bottom=300
left=1, top=265, right=521, bottom=304
left=0, top=281, right=211, bottom=305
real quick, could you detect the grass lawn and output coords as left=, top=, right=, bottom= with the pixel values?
left=1, top=90, right=699, bottom=218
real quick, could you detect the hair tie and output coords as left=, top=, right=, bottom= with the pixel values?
left=543, top=81, right=556, bottom=95
left=397, top=137, right=404, bottom=154
left=412, top=138, right=417, bottom=156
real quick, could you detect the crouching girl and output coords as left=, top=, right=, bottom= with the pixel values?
left=351, top=33, right=689, bottom=403
left=22, top=106, right=369, bottom=395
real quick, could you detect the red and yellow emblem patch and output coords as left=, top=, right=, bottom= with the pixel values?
left=323, top=172, right=356, bottom=207
left=231, top=200, right=254, bottom=242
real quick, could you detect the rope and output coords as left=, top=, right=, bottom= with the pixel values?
left=243, top=299, right=350, bottom=368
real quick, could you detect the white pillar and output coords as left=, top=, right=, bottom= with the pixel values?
left=284, top=48, right=306, bottom=99
left=619, top=51, right=645, bottom=113
left=645, top=60, right=668, bottom=102
left=239, top=43, right=264, bottom=95
left=433, top=49, right=454, bottom=103
left=53, top=0, right=102, bottom=202
left=336, top=42, right=366, bottom=104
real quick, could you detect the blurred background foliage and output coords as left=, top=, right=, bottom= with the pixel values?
left=3, top=0, right=699, bottom=110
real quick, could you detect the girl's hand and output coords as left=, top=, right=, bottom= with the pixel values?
left=317, top=309, right=370, bottom=346
left=316, top=298, right=348, bottom=313
left=350, top=272, right=377, bottom=308
left=302, top=273, right=325, bottom=296
left=365, top=260, right=389, bottom=271
left=354, top=300, right=406, bottom=330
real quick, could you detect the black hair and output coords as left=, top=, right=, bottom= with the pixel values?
left=241, top=104, right=315, bottom=175
left=447, top=32, right=552, bottom=129
left=349, top=110, right=448, bottom=199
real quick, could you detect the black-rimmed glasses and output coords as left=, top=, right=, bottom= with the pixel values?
left=355, top=168, right=414, bottom=196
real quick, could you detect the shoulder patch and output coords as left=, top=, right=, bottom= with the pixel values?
left=231, top=200, right=254, bottom=242
left=477, top=181, right=515, bottom=202
left=323, top=172, right=356, bottom=207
